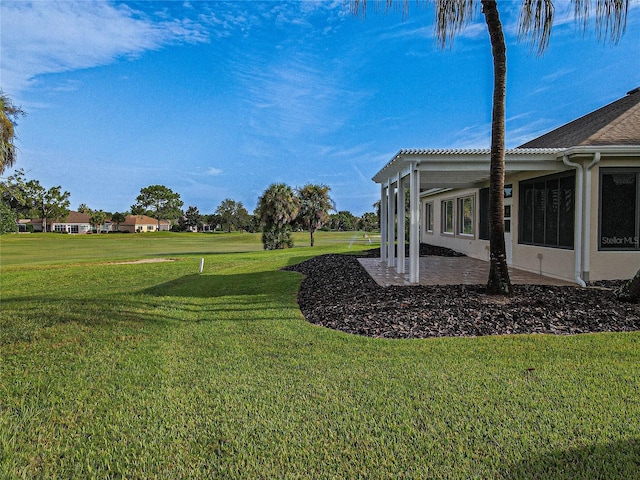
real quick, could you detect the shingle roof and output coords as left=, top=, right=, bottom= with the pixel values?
left=50, top=211, right=90, bottom=223
left=122, top=215, right=170, bottom=225
left=519, top=87, right=640, bottom=148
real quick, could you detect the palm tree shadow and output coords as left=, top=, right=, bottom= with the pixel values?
left=2, top=270, right=304, bottom=343
left=501, top=438, right=640, bottom=479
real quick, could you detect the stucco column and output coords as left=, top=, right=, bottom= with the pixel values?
left=397, top=173, right=406, bottom=274
left=409, top=165, right=420, bottom=283
left=380, top=183, right=388, bottom=263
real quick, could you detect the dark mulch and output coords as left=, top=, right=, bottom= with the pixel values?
left=283, top=249, right=640, bottom=339
left=358, top=243, right=466, bottom=258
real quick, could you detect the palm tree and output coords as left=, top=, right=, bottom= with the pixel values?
left=257, top=183, right=300, bottom=249
left=0, top=91, right=26, bottom=175
left=351, top=0, right=629, bottom=295
left=297, top=184, right=336, bottom=247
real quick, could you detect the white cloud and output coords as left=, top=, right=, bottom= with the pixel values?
left=205, top=167, right=223, bottom=176
left=0, top=0, right=208, bottom=94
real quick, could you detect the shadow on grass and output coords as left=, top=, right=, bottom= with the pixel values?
left=501, top=438, right=640, bottom=479
left=2, top=269, right=305, bottom=343
left=142, top=270, right=300, bottom=298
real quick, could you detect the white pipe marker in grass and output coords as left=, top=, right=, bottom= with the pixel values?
left=199, top=258, right=204, bottom=273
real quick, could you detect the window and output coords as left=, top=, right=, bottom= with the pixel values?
left=425, top=202, right=434, bottom=233
left=457, top=196, right=474, bottom=235
left=519, top=172, right=575, bottom=248
left=442, top=199, right=454, bottom=234
left=54, top=224, right=66, bottom=233
left=600, top=168, right=640, bottom=250
left=504, top=184, right=513, bottom=198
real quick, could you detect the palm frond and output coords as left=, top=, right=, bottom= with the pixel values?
left=574, top=0, right=629, bottom=43
left=518, top=0, right=555, bottom=56
left=435, top=0, right=476, bottom=48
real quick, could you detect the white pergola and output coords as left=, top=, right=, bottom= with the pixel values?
left=372, top=148, right=565, bottom=283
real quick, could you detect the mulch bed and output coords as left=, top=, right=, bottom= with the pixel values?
left=283, top=247, right=640, bottom=339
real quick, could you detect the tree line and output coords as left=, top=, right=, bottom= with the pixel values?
left=0, top=172, right=379, bottom=244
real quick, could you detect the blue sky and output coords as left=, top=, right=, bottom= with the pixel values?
left=2, top=0, right=639, bottom=216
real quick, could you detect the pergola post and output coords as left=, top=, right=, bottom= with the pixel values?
left=409, top=165, right=420, bottom=283
left=380, top=183, right=388, bottom=263
left=397, top=173, right=406, bottom=274
left=387, top=181, right=396, bottom=268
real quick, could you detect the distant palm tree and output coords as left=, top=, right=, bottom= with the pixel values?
left=352, top=0, right=629, bottom=295
left=257, top=183, right=300, bottom=249
left=297, top=184, right=336, bottom=247
left=0, top=91, right=26, bottom=175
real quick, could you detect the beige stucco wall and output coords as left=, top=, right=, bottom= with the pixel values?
left=587, top=159, right=640, bottom=281
left=421, top=187, right=491, bottom=261
left=421, top=170, right=578, bottom=283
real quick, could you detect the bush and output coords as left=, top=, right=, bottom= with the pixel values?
left=0, top=203, right=18, bottom=234
left=261, top=225, right=294, bottom=250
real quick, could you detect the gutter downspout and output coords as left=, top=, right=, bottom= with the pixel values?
left=562, top=155, right=586, bottom=287
left=582, top=152, right=601, bottom=283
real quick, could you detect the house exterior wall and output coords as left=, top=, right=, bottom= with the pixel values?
left=421, top=186, right=490, bottom=260
left=119, top=215, right=170, bottom=233
left=422, top=170, right=577, bottom=282
left=119, top=223, right=157, bottom=233
left=420, top=161, right=640, bottom=282
left=508, top=172, right=577, bottom=282
left=51, top=222, right=92, bottom=234
left=588, top=158, right=640, bottom=281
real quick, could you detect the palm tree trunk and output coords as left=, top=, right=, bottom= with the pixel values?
left=482, top=0, right=512, bottom=295
left=617, top=268, right=640, bottom=302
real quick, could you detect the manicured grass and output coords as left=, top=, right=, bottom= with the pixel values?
left=1, top=232, right=639, bottom=478
left=0, top=230, right=369, bottom=267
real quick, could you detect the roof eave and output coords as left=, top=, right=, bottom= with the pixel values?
left=372, top=148, right=565, bottom=184
left=563, top=144, right=640, bottom=158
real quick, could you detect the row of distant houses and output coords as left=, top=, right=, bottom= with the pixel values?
left=18, top=213, right=172, bottom=234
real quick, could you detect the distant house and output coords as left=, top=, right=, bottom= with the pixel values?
left=17, top=219, right=31, bottom=232
left=29, top=211, right=92, bottom=233
left=373, top=87, right=640, bottom=284
left=102, top=220, right=115, bottom=233
left=118, top=215, right=171, bottom=233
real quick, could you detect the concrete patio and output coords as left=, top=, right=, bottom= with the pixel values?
left=358, top=256, right=575, bottom=287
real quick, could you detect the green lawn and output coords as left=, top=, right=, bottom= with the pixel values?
left=1, top=232, right=639, bottom=479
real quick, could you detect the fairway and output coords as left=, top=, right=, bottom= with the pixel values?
left=1, top=232, right=639, bottom=479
